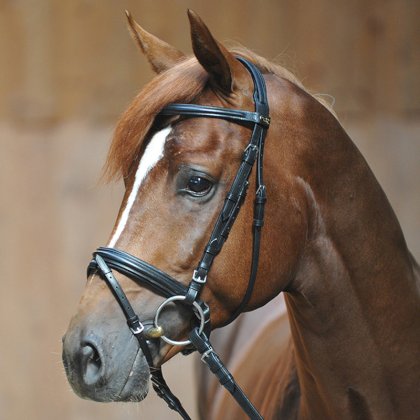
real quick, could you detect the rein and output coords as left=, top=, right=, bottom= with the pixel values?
left=87, top=57, right=269, bottom=419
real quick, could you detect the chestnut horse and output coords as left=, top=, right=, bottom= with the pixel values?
left=62, top=10, right=420, bottom=419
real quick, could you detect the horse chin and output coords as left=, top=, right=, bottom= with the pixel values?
left=111, top=351, right=151, bottom=402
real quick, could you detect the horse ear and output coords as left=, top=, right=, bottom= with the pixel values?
left=125, top=10, right=186, bottom=74
left=187, top=9, right=247, bottom=95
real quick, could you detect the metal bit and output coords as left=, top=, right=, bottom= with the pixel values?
left=145, top=325, right=164, bottom=339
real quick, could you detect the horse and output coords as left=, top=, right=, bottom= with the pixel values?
left=62, top=9, right=420, bottom=419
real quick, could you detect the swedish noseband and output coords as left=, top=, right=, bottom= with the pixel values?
left=88, top=57, right=269, bottom=419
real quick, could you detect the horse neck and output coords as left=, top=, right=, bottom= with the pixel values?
left=275, top=95, right=420, bottom=418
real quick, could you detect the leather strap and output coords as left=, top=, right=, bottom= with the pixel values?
left=89, top=248, right=212, bottom=337
left=150, top=369, right=191, bottom=420
left=189, top=328, right=263, bottom=420
left=161, top=57, right=269, bottom=323
left=221, top=57, right=268, bottom=325
left=160, top=103, right=270, bottom=127
left=87, top=57, right=268, bottom=420
left=92, top=255, right=191, bottom=419
left=88, top=247, right=188, bottom=298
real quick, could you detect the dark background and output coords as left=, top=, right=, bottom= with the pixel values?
left=0, top=1, right=418, bottom=419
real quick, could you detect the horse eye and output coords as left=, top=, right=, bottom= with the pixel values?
left=186, top=176, right=213, bottom=195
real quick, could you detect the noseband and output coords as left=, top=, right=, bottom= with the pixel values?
left=88, top=57, right=269, bottom=419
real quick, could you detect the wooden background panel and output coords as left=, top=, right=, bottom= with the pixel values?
left=0, top=122, right=198, bottom=420
left=0, top=1, right=418, bottom=419
left=0, top=0, right=418, bottom=123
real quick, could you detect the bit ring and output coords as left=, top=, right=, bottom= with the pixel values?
left=154, top=295, right=205, bottom=346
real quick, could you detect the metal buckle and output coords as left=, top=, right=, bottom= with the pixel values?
left=192, top=270, right=207, bottom=284
left=130, top=323, right=145, bottom=335
left=244, top=143, right=259, bottom=154
left=201, top=348, right=213, bottom=362
left=256, top=184, right=266, bottom=196
left=154, top=295, right=206, bottom=346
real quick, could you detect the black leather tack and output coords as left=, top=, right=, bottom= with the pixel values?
left=151, top=370, right=191, bottom=419
left=92, top=254, right=191, bottom=419
left=189, top=328, right=263, bottom=420
left=88, top=57, right=268, bottom=420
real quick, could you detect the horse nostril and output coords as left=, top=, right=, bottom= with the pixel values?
left=81, top=343, right=103, bottom=386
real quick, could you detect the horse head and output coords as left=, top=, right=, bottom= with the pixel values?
left=62, top=10, right=310, bottom=404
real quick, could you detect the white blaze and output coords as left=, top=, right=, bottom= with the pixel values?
left=108, top=126, right=171, bottom=247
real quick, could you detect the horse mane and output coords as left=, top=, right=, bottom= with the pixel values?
left=103, top=47, right=334, bottom=182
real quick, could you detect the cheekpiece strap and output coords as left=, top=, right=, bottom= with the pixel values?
left=158, top=57, right=270, bottom=315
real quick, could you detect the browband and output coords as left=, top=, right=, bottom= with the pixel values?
left=160, top=103, right=270, bottom=128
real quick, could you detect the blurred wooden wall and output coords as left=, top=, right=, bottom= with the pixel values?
left=0, top=1, right=418, bottom=419
left=1, top=0, right=418, bottom=123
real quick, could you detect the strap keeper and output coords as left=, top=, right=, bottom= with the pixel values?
left=201, top=348, right=214, bottom=362
left=253, top=218, right=264, bottom=228
left=253, top=185, right=267, bottom=228
left=185, top=288, right=198, bottom=305
left=226, top=192, right=238, bottom=203
left=255, top=184, right=267, bottom=203
left=243, top=144, right=258, bottom=164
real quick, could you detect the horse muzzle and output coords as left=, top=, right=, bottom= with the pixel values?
left=62, top=318, right=150, bottom=402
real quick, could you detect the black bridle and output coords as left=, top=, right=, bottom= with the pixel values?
left=88, top=57, right=269, bottom=419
